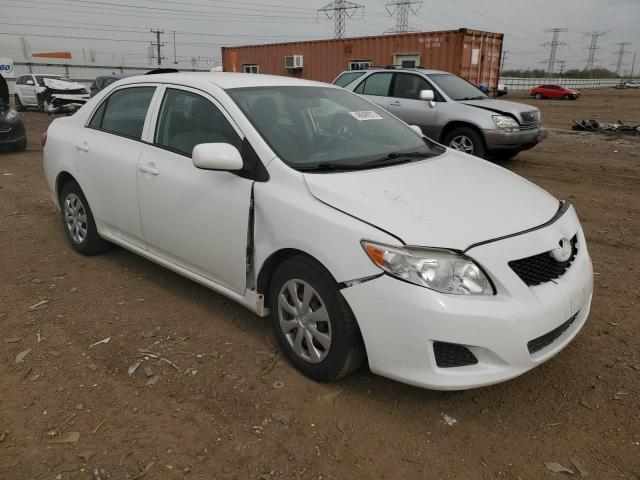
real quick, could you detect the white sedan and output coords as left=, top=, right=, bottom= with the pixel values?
left=42, top=73, right=593, bottom=390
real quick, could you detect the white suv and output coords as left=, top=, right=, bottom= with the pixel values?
left=14, top=74, right=89, bottom=113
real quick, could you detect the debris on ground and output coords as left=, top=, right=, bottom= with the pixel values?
left=318, top=389, right=343, bottom=406
left=4, top=337, right=22, bottom=343
left=90, top=337, right=111, bottom=348
left=137, top=350, right=180, bottom=372
left=44, top=431, right=80, bottom=444
left=272, top=381, right=285, bottom=389
left=14, top=348, right=32, bottom=364
left=78, top=450, right=95, bottom=462
left=130, top=460, right=155, bottom=480
left=570, top=458, right=589, bottom=478
left=93, top=468, right=110, bottom=480
left=0, top=431, right=6, bottom=442
left=92, top=416, right=108, bottom=434
left=572, top=119, right=640, bottom=134
left=128, top=361, right=142, bottom=376
left=29, top=299, right=50, bottom=310
left=544, top=462, right=574, bottom=474
left=441, top=414, right=457, bottom=426
left=145, top=375, right=160, bottom=386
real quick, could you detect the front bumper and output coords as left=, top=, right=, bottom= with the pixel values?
left=0, top=120, right=26, bottom=148
left=342, top=206, right=593, bottom=390
left=483, top=127, right=548, bottom=151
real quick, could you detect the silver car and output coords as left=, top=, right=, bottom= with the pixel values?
left=334, top=68, right=547, bottom=160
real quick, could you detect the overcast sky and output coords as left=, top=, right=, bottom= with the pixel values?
left=1, top=0, right=638, bottom=73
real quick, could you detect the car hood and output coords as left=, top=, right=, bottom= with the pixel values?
left=43, top=78, right=86, bottom=91
left=303, top=149, right=559, bottom=250
left=461, top=99, right=539, bottom=124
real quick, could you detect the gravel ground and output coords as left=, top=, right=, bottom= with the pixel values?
left=0, top=89, right=639, bottom=480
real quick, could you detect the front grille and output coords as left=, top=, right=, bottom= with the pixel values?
left=0, top=125, right=11, bottom=134
left=528, top=312, right=579, bottom=354
left=519, top=122, right=539, bottom=131
left=433, top=341, right=478, bottom=368
left=520, top=110, right=539, bottom=124
left=50, top=88, right=86, bottom=95
left=509, top=235, right=578, bottom=286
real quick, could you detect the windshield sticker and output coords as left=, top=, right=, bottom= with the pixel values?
left=349, top=111, right=383, bottom=121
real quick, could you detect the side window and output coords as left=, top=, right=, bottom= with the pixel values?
left=333, top=71, right=365, bottom=87
left=16, top=76, right=23, bottom=85
left=94, top=86, right=155, bottom=139
left=154, top=88, right=242, bottom=157
left=392, top=73, right=433, bottom=100
left=356, top=72, right=393, bottom=96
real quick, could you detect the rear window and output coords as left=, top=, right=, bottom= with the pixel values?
left=333, top=71, right=366, bottom=88
left=89, top=86, right=155, bottom=139
left=354, top=72, right=393, bottom=96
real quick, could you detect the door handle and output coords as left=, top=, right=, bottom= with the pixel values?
left=75, top=142, right=89, bottom=152
left=389, top=101, right=401, bottom=106
left=137, top=164, right=159, bottom=175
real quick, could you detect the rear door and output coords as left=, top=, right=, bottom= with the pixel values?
left=74, top=84, right=157, bottom=248
left=388, top=72, right=438, bottom=138
left=136, top=85, right=253, bottom=294
left=353, top=72, right=393, bottom=110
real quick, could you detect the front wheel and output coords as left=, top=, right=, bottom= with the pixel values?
left=269, top=256, right=365, bottom=382
left=563, top=94, right=571, bottom=100
left=14, top=94, right=24, bottom=111
left=59, top=181, right=111, bottom=255
left=443, top=127, right=486, bottom=158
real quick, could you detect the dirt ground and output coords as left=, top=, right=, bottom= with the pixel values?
left=1, top=89, right=639, bottom=480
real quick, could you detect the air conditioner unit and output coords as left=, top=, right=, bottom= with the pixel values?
left=284, top=55, right=303, bottom=69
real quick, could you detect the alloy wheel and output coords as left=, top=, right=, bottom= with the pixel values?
left=277, top=279, right=332, bottom=363
left=64, top=193, right=88, bottom=244
left=449, top=135, right=475, bottom=154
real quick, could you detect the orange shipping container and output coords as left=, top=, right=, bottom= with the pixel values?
left=221, top=28, right=503, bottom=89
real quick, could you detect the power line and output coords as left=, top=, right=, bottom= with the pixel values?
left=318, top=0, right=364, bottom=39
left=613, top=42, right=631, bottom=76
left=385, top=0, right=422, bottom=34
left=583, top=31, right=607, bottom=70
left=542, top=28, right=569, bottom=72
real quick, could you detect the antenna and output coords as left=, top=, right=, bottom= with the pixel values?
left=583, top=31, right=607, bottom=70
left=613, top=42, right=631, bottom=76
left=542, top=28, right=568, bottom=72
left=384, top=0, right=422, bottom=34
left=318, top=0, right=364, bottom=39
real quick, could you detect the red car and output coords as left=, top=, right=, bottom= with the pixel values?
left=530, top=84, right=580, bottom=100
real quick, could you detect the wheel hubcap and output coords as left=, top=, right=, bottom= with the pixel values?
left=64, top=193, right=88, bottom=244
left=277, top=279, right=332, bottom=363
left=449, top=135, right=475, bottom=154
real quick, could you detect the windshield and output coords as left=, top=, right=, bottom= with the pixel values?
left=35, top=75, right=63, bottom=86
left=227, top=86, right=443, bottom=171
left=429, top=73, right=487, bottom=101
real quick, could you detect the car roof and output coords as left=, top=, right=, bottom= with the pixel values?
left=118, top=72, right=331, bottom=90
left=340, top=67, right=450, bottom=75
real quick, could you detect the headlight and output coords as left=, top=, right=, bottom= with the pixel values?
left=492, top=115, right=519, bottom=131
left=5, top=109, right=18, bottom=121
left=362, top=241, right=493, bottom=295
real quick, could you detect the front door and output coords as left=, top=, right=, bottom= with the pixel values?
left=136, top=86, right=253, bottom=294
left=388, top=73, right=439, bottom=139
left=74, top=85, right=157, bottom=247
left=18, top=76, right=38, bottom=106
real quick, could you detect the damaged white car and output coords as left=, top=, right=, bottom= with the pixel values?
left=14, top=74, right=90, bottom=114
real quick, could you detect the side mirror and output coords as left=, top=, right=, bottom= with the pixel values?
left=192, top=143, right=243, bottom=171
left=409, top=125, right=423, bottom=136
left=26, top=79, right=35, bottom=86
left=419, top=89, right=435, bottom=101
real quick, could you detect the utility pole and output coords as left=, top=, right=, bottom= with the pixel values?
left=557, top=60, right=567, bottom=77
left=614, top=42, right=631, bottom=76
left=542, top=28, right=568, bottom=72
left=172, top=31, right=178, bottom=65
left=630, top=52, right=636, bottom=80
left=384, top=0, right=422, bottom=34
left=583, top=31, right=606, bottom=70
left=318, top=0, right=364, bottom=39
left=150, top=29, right=164, bottom=66
left=20, top=37, right=32, bottom=73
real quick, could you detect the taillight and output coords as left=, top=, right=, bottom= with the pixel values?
left=41, top=131, right=47, bottom=147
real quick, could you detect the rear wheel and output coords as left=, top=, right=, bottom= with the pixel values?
left=443, top=126, right=486, bottom=158
left=14, top=94, right=24, bottom=111
left=59, top=181, right=111, bottom=255
left=534, top=92, right=543, bottom=99
left=269, top=256, right=365, bottom=382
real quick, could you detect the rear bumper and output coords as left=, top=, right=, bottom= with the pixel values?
left=484, top=127, right=547, bottom=151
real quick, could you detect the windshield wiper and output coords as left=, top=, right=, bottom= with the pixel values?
left=458, top=96, right=487, bottom=101
left=361, top=151, right=428, bottom=166
left=296, top=162, right=361, bottom=172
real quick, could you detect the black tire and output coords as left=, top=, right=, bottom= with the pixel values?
left=14, top=94, right=24, bottom=112
left=59, top=181, right=111, bottom=255
left=268, top=256, right=365, bottom=382
left=535, top=93, right=543, bottom=99
left=11, top=138, right=27, bottom=152
left=563, top=94, right=571, bottom=100
left=443, top=126, right=486, bottom=158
